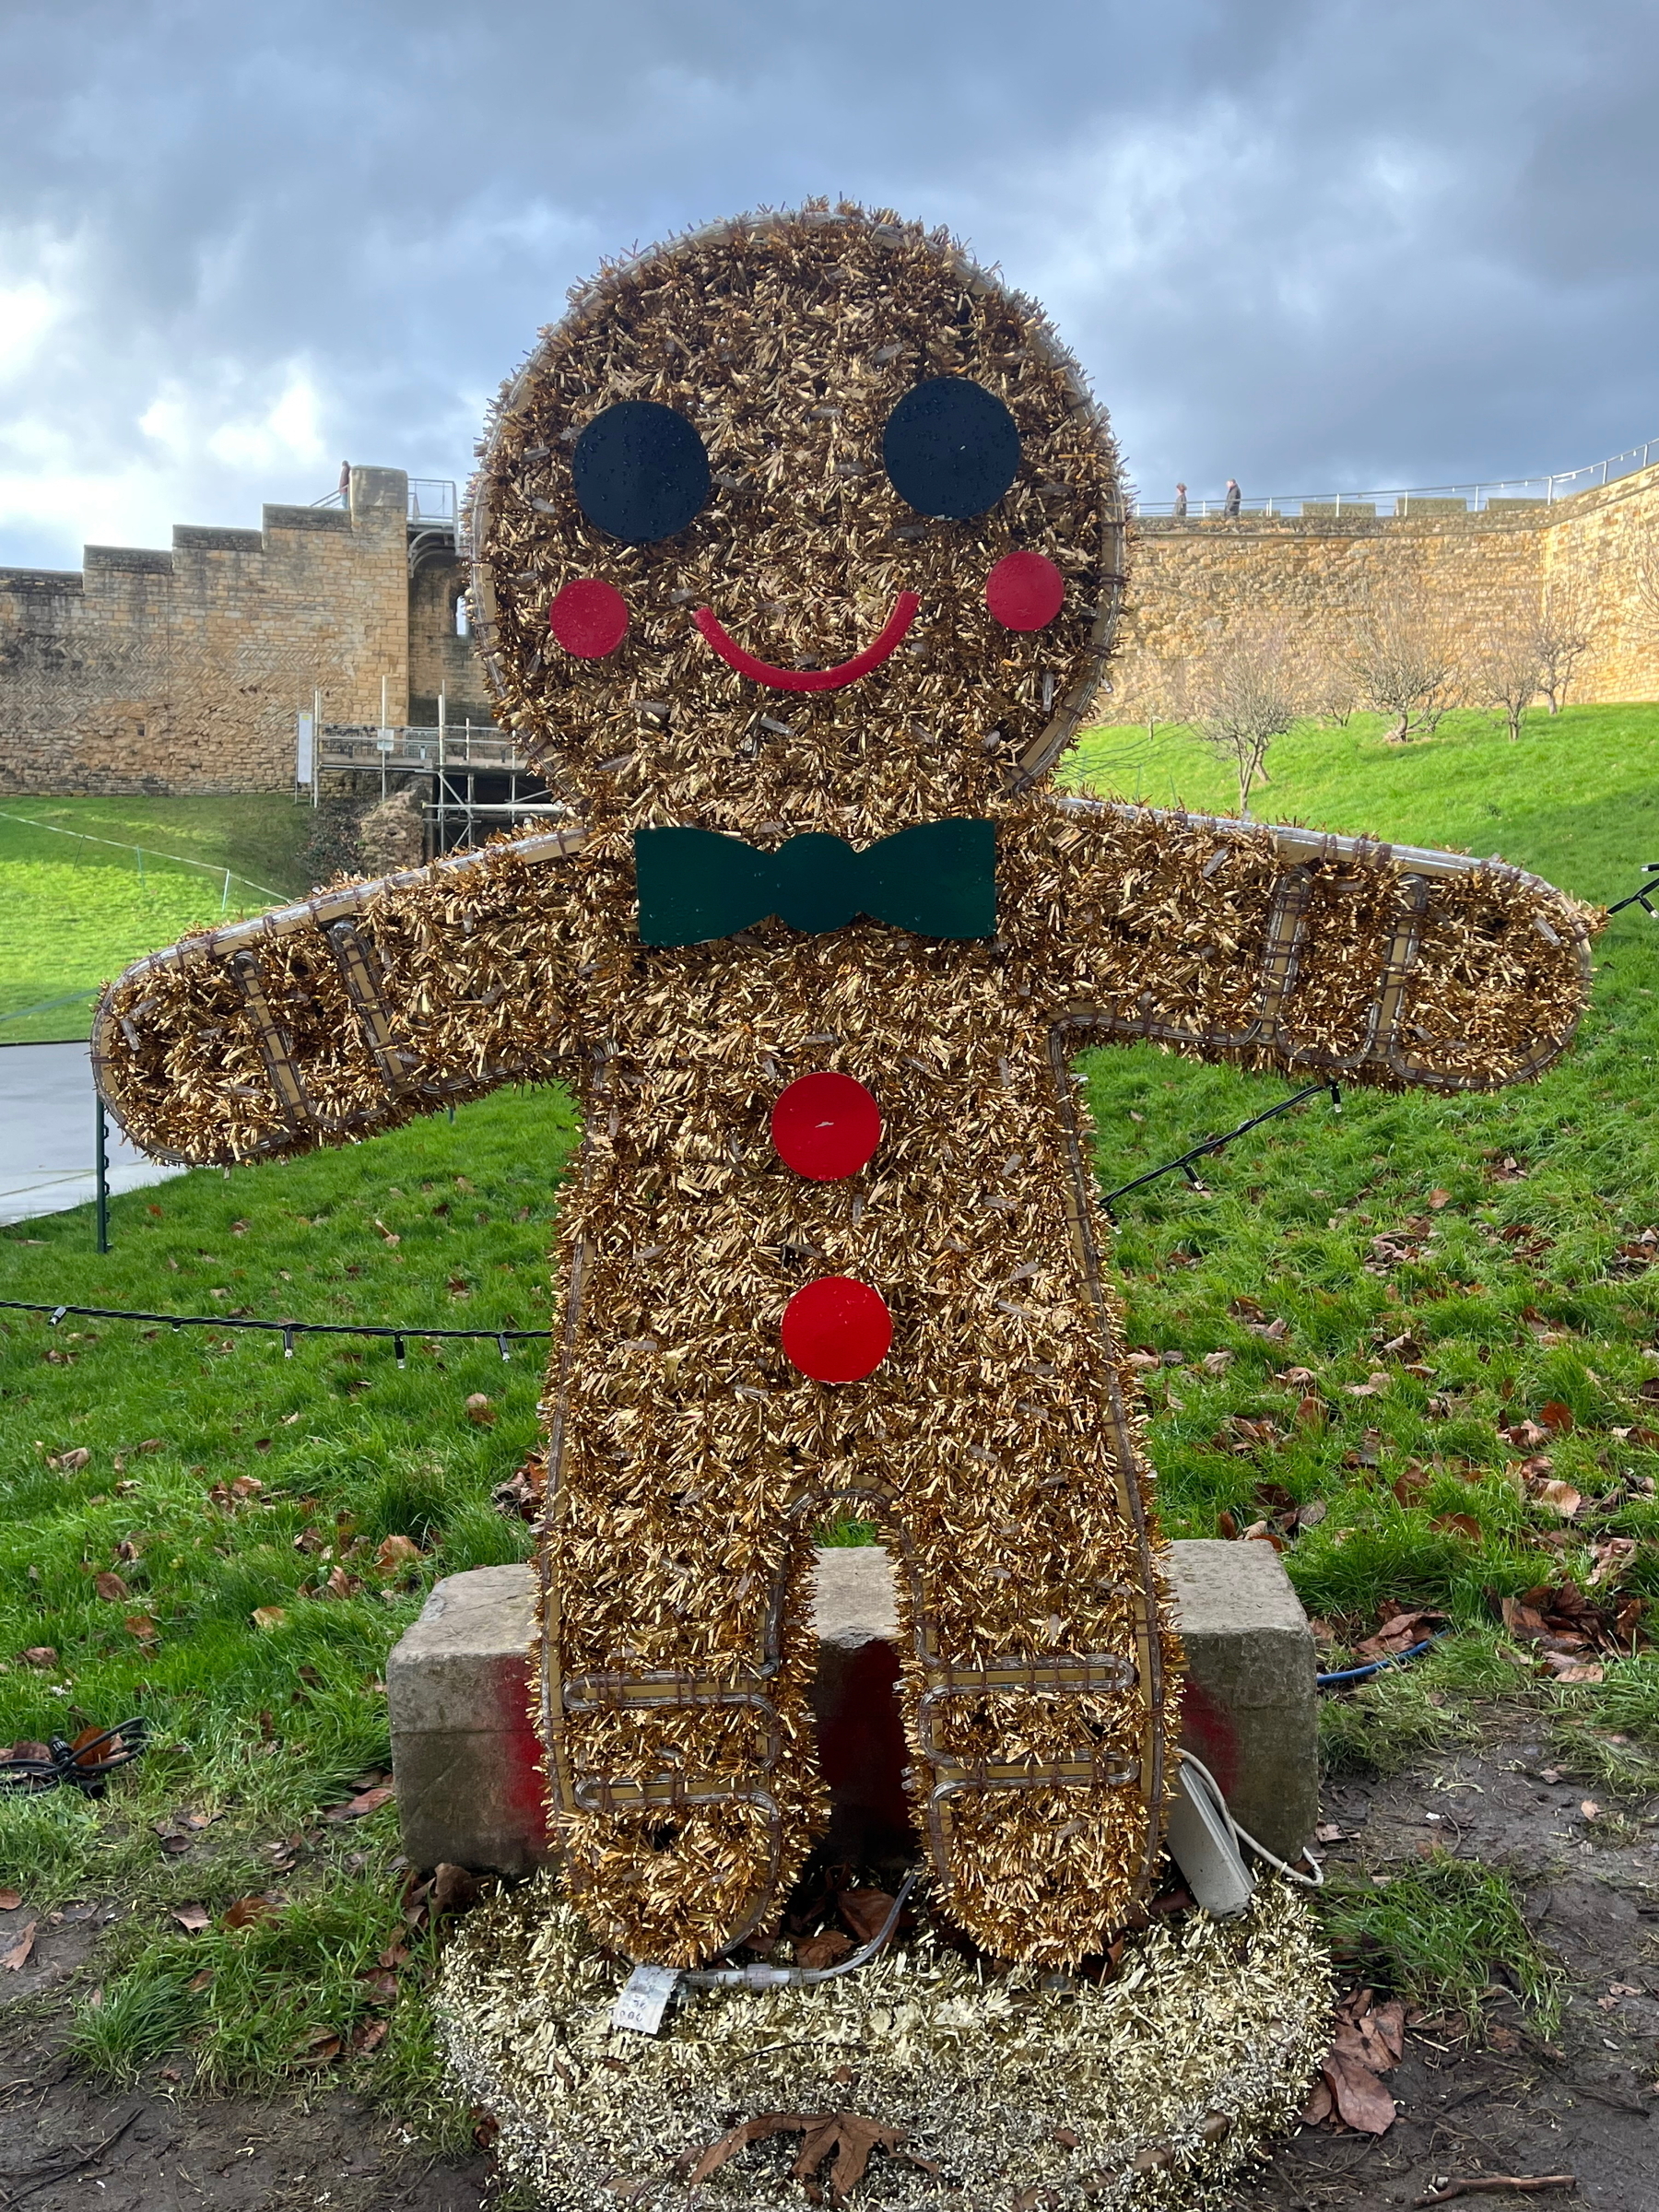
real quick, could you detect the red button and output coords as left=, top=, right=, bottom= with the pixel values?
left=781, top=1277, right=892, bottom=1382
left=771, top=1072, right=882, bottom=1182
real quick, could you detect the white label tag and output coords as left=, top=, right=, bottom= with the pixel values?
left=612, top=1964, right=681, bottom=2036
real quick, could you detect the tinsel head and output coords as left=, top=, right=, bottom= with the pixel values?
left=468, top=202, right=1124, bottom=838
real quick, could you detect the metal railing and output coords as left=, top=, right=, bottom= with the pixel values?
left=307, top=478, right=462, bottom=537
left=1134, top=435, right=1659, bottom=520
left=407, top=479, right=457, bottom=531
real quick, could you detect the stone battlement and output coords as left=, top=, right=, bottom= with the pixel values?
left=0, top=465, right=492, bottom=796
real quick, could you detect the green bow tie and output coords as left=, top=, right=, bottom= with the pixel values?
left=634, top=819, right=996, bottom=947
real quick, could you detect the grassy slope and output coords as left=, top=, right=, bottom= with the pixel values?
left=0, top=700, right=1656, bottom=2102
left=0, top=796, right=315, bottom=1041
left=1065, top=704, right=1659, bottom=1624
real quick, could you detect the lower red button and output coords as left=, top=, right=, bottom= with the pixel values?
left=781, top=1276, right=892, bottom=1383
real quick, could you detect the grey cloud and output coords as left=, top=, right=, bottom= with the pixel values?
left=0, top=0, right=1653, bottom=565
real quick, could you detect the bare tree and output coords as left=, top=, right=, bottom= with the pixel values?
left=1475, top=620, right=1545, bottom=742
left=1192, top=629, right=1300, bottom=818
left=1312, top=661, right=1359, bottom=727
left=1351, top=594, right=1464, bottom=743
left=1532, top=578, right=1598, bottom=714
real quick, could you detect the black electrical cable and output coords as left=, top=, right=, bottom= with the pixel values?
left=0, top=1299, right=547, bottom=1360
left=1100, top=1079, right=1342, bottom=1215
left=0, top=1717, right=147, bottom=1794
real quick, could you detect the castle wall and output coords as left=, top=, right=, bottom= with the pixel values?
left=407, top=550, right=496, bottom=729
left=0, top=466, right=412, bottom=795
left=1103, top=465, right=1659, bottom=721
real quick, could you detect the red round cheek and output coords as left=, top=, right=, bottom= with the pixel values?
left=548, top=577, right=629, bottom=658
left=984, top=550, right=1065, bottom=632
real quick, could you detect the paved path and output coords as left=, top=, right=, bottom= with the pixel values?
left=0, top=1041, right=183, bottom=1226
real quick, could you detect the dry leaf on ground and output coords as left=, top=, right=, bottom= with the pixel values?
left=221, top=1895, right=280, bottom=1931
left=325, top=1784, right=394, bottom=1822
left=681, top=2110, right=929, bottom=2206
left=1301, top=1989, right=1406, bottom=2135
left=0, top=1924, right=37, bottom=1972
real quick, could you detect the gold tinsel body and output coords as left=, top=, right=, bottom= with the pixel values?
left=89, top=205, right=1600, bottom=1971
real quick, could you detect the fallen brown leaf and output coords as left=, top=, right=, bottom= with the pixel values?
left=220, top=1895, right=279, bottom=1931
left=124, top=1614, right=159, bottom=1645
left=290, top=2028, right=343, bottom=2065
left=1353, top=1606, right=1449, bottom=1664
left=0, top=1890, right=19, bottom=1912
left=1537, top=1400, right=1576, bottom=1436
left=251, top=1606, right=287, bottom=1631
left=325, top=1784, right=394, bottom=1822
left=465, top=1394, right=495, bottom=1427
left=1433, top=1513, right=1483, bottom=1542
left=374, top=1535, right=422, bottom=1572
left=431, top=1862, right=480, bottom=1915
left=1533, top=1481, right=1583, bottom=1521
left=171, top=1903, right=211, bottom=1934
left=682, top=2110, right=926, bottom=2206
left=20, top=1648, right=58, bottom=1670
left=0, top=1923, right=37, bottom=1971
left=836, top=1889, right=897, bottom=1946
left=794, top=1929, right=853, bottom=1970
left=93, top=1571, right=129, bottom=1602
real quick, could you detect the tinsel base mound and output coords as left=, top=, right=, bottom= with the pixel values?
left=436, top=1876, right=1331, bottom=2210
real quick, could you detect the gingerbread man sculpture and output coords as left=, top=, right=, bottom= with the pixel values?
left=94, top=206, right=1596, bottom=1970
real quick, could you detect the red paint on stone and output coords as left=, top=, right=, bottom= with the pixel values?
left=494, top=1650, right=555, bottom=1852
left=984, top=549, right=1065, bottom=632
left=549, top=577, right=629, bottom=658
left=771, top=1071, right=882, bottom=1181
left=1179, top=1674, right=1240, bottom=1806
left=781, top=1276, right=892, bottom=1383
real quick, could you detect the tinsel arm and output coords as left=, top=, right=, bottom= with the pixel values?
left=91, top=827, right=590, bottom=1167
left=1036, top=796, right=1600, bottom=1094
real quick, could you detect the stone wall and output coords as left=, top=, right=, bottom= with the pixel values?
left=407, top=548, right=496, bottom=730
left=0, top=467, right=415, bottom=795
left=1103, top=465, right=1659, bottom=722
left=6, top=452, right=1659, bottom=794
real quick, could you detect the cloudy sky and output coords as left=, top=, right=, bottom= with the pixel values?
left=1, top=0, right=1654, bottom=567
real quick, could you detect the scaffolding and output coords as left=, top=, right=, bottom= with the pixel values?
left=311, top=714, right=563, bottom=858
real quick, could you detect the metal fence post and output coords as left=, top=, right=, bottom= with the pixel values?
left=95, top=1097, right=110, bottom=1255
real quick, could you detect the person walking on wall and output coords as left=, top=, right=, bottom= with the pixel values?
left=1173, top=483, right=1187, bottom=517
left=1223, top=478, right=1241, bottom=518
left=338, top=460, right=350, bottom=499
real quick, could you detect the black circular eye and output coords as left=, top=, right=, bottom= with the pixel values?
left=881, top=377, right=1021, bottom=521
left=570, top=400, right=711, bottom=544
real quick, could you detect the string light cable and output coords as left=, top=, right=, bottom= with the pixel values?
left=0, top=1300, right=545, bottom=1365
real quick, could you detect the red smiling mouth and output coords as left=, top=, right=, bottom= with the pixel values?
left=693, top=593, right=921, bottom=692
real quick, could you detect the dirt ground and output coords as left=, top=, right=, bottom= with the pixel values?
left=4, top=1713, right=1658, bottom=2212
left=0, top=1907, right=487, bottom=2212
left=1233, top=1717, right=1659, bottom=2212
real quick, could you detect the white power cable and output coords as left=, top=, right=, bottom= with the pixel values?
left=1180, top=1751, right=1324, bottom=1888
left=678, top=1867, right=922, bottom=1991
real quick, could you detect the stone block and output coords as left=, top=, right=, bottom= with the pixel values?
left=387, top=1540, right=1318, bottom=1877
left=385, top=1564, right=550, bottom=1878
left=1165, top=1539, right=1318, bottom=1865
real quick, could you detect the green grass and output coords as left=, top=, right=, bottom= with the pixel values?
left=1065, top=702, right=1659, bottom=1638
left=0, top=1083, right=575, bottom=2115
left=3, top=700, right=1659, bottom=2100
left=0, top=796, right=315, bottom=1041
left=1317, top=1850, right=1561, bottom=2032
